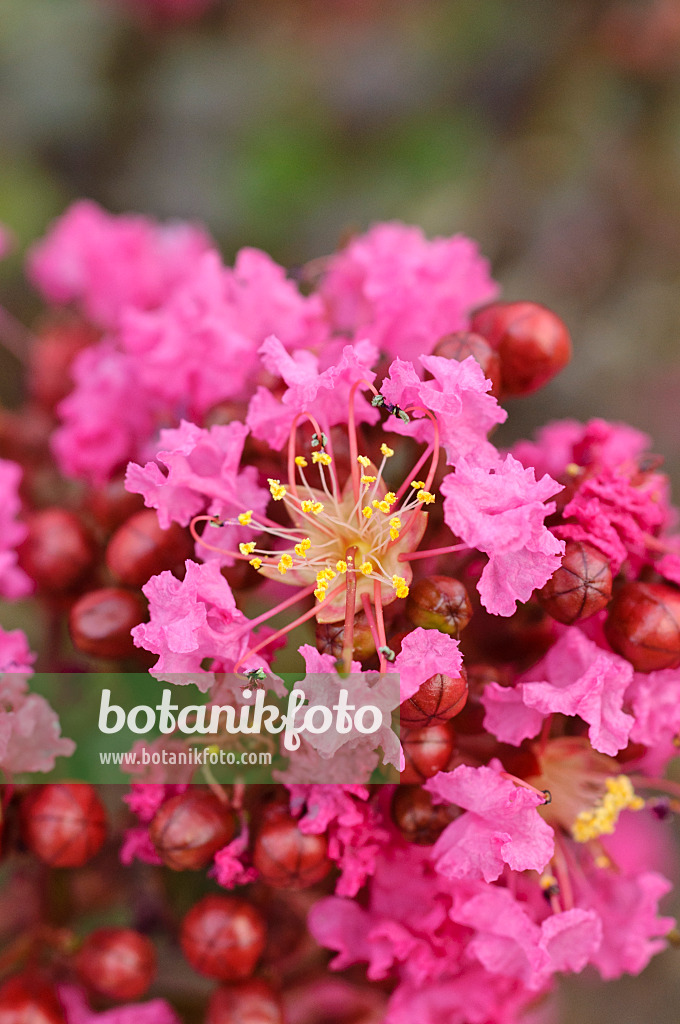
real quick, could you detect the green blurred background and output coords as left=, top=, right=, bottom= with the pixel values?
left=2, top=0, right=680, bottom=1018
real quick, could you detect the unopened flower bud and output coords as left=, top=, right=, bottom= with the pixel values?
left=315, top=611, right=376, bottom=662
left=106, top=509, right=193, bottom=587
left=471, top=301, right=572, bottom=396
left=69, top=587, right=146, bottom=659
left=207, top=980, right=284, bottom=1024
left=401, top=722, right=455, bottom=784
left=253, top=814, right=331, bottom=890
left=180, top=895, right=266, bottom=982
left=406, top=576, right=472, bottom=636
left=21, top=783, right=107, bottom=868
left=432, top=331, right=502, bottom=397
left=391, top=784, right=459, bottom=845
left=400, top=669, right=468, bottom=728
left=149, top=790, right=235, bottom=871
left=537, top=541, right=612, bottom=624
left=605, top=581, right=680, bottom=672
left=75, top=927, right=156, bottom=1001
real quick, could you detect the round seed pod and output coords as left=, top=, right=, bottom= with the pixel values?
left=69, top=587, right=146, bottom=659
left=29, top=319, right=96, bottom=411
left=401, top=723, right=455, bottom=784
left=20, top=784, right=107, bottom=868
left=17, top=509, right=95, bottom=593
left=471, top=301, right=571, bottom=396
left=406, top=576, right=472, bottom=636
left=0, top=975, right=65, bottom=1024
left=391, top=784, right=458, bottom=845
left=87, top=477, right=145, bottom=533
left=149, top=790, right=235, bottom=871
left=605, top=581, right=680, bottom=672
left=180, top=895, right=266, bottom=982
left=253, top=814, right=331, bottom=890
left=206, top=979, right=284, bottom=1024
left=432, top=331, right=502, bottom=396
left=399, top=669, right=468, bottom=727
left=537, top=540, right=612, bottom=624
left=75, top=927, right=156, bottom=1001
left=106, top=509, right=193, bottom=587
left=315, top=610, right=376, bottom=662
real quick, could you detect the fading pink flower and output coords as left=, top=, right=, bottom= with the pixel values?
left=441, top=453, right=564, bottom=616
left=0, top=459, right=31, bottom=599
left=393, top=627, right=463, bottom=702
left=211, top=828, right=258, bottom=889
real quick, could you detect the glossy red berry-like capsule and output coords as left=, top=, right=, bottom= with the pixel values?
left=69, top=587, right=146, bottom=659
left=471, top=301, right=572, bottom=396
left=406, top=576, right=472, bottom=636
left=0, top=975, right=65, bottom=1024
left=180, top=895, right=266, bottom=982
left=401, top=723, right=455, bottom=784
left=605, top=581, right=680, bottom=672
left=206, top=979, right=284, bottom=1024
left=149, top=790, right=235, bottom=871
left=106, top=509, right=193, bottom=588
left=400, top=669, right=468, bottom=728
left=87, top=477, right=145, bottom=533
left=17, top=508, right=95, bottom=593
left=432, top=331, right=502, bottom=397
left=315, top=610, right=376, bottom=662
left=75, top=927, right=156, bottom=1001
left=29, top=318, right=97, bottom=411
left=253, top=813, right=331, bottom=890
left=20, top=783, right=107, bottom=868
left=391, top=784, right=458, bottom=845
left=537, top=540, right=612, bottom=624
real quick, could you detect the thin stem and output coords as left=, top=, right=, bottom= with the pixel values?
left=398, top=543, right=468, bottom=563
left=341, top=546, right=358, bottom=674
left=500, top=771, right=551, bottom=803
left=244, top=583, right=318, bottom=632
left=190, top=516, right=244, bottom=560
left=361, top=592, right=385, bottom=671
left=373, top=579, right=388, bottom=673
left=287, top=410, right=327, bottom=499
left=395, top=444, right=433, bottom=502
left=347, top=377, right=380, bottom=503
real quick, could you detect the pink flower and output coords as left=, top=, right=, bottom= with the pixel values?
left=393, top=627, right=463, bottom=702
left=384, top=970, right=555, bottom=1024
left=246, top=337, right=379, bottom=449
left=482, top=629, right=634, bottom=756
left=320, top=222, right=498, bottom=362
left=379, top=355, right=506, bottom=465
left=131, top=560, right=256, bottom=686
left=441, top=453, right=564, bottom=616
left=288, top=784, right=370, bottom=833
left=58, top=985, right=180, bottom=1024
left=425, top=762, right=554, bottom=882
left=513, top=418, right=653, bottom=480
left=28, top=200, right=211, bottom=330
left=211, top=829, right=258, bottom=889
left=627, top=667, right=680, bottom=772
left=0, top=459, right=31, bottom=599
left=123, top=783, right=188, bottom=822
left=119, top=827, right=163, bottom=867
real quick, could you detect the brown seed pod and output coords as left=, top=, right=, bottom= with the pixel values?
left=180, top=895, right=266, bottom=982
left=391, top=784, right=458, bottom=845
left=537, top=541, right=612, bottom=624
left=75, top=927, right=156, bottom=1001
left=106, top=509, right=193, bottom=587
left=432, top=331, right=502, bottom=396
left=206, top=979, right=284, bottom=1024
left=471, top=301, right=571, bottom=396
left=406, top=576, right=472, bottom=636
left=20, top=784, right=107, bottom=868
left=69, top=587, right=146, bottom=659
left=605, top=581, right=680, bottom=672
left=17, top=509, right=95, bottom=593
left=401, top=723, right=455, bottom=784
left=149, top=790, right=235, bottom=871
left=315, top=610, right=376, bottom=662
left=253, top=814, right=332, bottom=890
left=399, top=669, right=468, bottom=728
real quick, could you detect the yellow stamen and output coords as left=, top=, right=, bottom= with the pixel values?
left=312, top=451, right=332, bottom=466
left=295, top=456, right=308, bottom=468
left=392, top=574, right=409, bottom=599
left=410, top=480, right=425, bottom=490
left=572, top=776, right=644, bottom=843
left=361, top=475, right=377, bottom=485
left=373, top=499, right=391, bottom=514
left=239, top=542, right=256, bottom=556
left=294, top=537, right=311, bottom=558
left=357, top=455, right=371, bottom=467
left=268, top=478, right=286, bottom=500
left=301, top=500, right=324, bottom=514
left=417, top=490, right=435, bottom=505
left=277, top=554, right=293, bottom=575
left=384, top=491, right=397, bottom=506
left=361, top=506, right=373, bottom=520
left=389, top=515, right=401, bottom=542
left=380, top=443, right=394, bottom=457
left=336, top=560, right=347, bottom=573
left=314, top=588, right=327, bottom=601
left=359, top=561, right=373, bottom=576
left=249, top=557, right=262, bottom=570
left=238, top=510, right=253, bottom=525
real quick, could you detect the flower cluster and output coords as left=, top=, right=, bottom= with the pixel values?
left=0, top=206, right=679, bottom=1023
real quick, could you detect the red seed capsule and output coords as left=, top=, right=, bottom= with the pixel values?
left=75, top=927, right=156, bottom=1001
left=400, top=669, right=468, bottom=728
left=69, top=587, right=146, bottom=659
left=206, top=979, right=284, bottom=1024
left=17, top=509, right=95, bottom=593
left=0, top=975, right=65, bottom=1024
left=87, top=477, right=145, bottom=533
left=315, top=611, right=376, bottom=662
left=149, top=790, right=235, bottom=871
left=180, top=895, right=266, bottom=982
left=253, top=814, right=331, bottom=890
left=29, top=319, right=97, bottom=411
left=605, top=581, right=680, bottom=672
left=20, top=784, right=107, bottom=868
left=432, top=331, right=502, bottom=397
left=471, top=301, right=572, bottom=396
left=401, top=723, right=455, bottom=784
left=537, top=541, right=612, bottom=624
left=106, top=509, right=193, bottom=588
left=391, top=784, right=458, bottom=845
left=406, top=576, right=472, bottom=636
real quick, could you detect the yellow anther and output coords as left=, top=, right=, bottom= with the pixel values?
left=239, top=542, right=256, bottom=556
left=392, top=575, right=409, bottom=599
left=238, top=510, right=253, bottom=525
left=410, top=480, right=426, bottom=490
left=595, top=855, right=612, bottom=869
left=301, top=500, right=324, bottom=514
left=277, top=554, right=293, bottom=575
left=335, top=560, right=347, bottom=573
left=390, top=527, right=400, bottom=541
left=374, top=499, right=391, bottom=514
left=417, top=490, right=435, bottom=505
left=539, top=874, right=559, bottom=891
left=389, top=514, right=402, bottom=541
left=312, top=451, right=332, bottom=466
left=267, top=478, right=286, bottom=500
left=295, top=456, right=308, bottom=468
left=566, top=463, right=581, bottom=477
left=572, top=776, right=644, bottom=843
left=361, top=475, right=377, bottom=485
left=323, top=568, right=337, bottom=581
left=314, top=589, right=327, bottom=602
left=249, top=557, right=262, bottom=570
left=384, top=491, right=397, bottom=506
left=359, top=561, right=373, bottom=576
left=361, top=506, right=373, bottom=520
left=294, top=537, right=311, bottom=558
left=380, top=443, right=394, bottom=457
left=357, top=455, right=371, bottom=467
